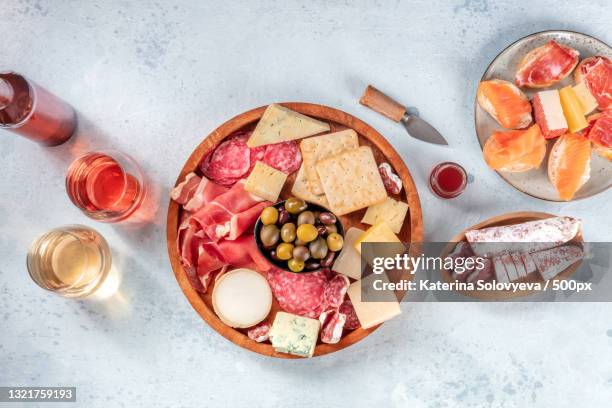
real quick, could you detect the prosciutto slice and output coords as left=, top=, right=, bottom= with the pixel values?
left=191, top=180, right=267, bottom=241
left=170, top=172, right=201, bottom=205
left=515, top=41, right=579, bottom=88
left=184, top=176, right=229, bottom=212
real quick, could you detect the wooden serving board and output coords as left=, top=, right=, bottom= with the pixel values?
left=166, top=103, right=423, bottom=358
left=439, top=211, right=583, bottom=300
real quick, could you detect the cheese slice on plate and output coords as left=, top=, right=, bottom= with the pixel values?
left=299, top=129, right=359, bottom=195
left=270, top=311, right=320, bottom=358
left=532, top=90, right=568, bottom=139
left=244, top=161, right=287, bottom=202
left=361, top=198, right=409, bottom=234
left=331, top=227, right=365, bottom=280
left=247, top=104, right=330, bottom=148
left=347, top=275, right=401, bottom=330
left=572, top=81, right=598, bottom=115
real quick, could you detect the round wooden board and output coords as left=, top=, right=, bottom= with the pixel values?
left=166, top=103, right=424, bottom=358
left=439, top=211, right=583, bottom=300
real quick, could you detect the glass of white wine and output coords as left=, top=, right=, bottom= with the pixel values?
left=27, top=225, right=112, bottom=298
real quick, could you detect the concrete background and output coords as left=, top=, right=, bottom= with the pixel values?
left=1, top=0, right=611, bottom=407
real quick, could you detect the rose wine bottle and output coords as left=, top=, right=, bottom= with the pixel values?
left=0, top=72, right=76, bottom=146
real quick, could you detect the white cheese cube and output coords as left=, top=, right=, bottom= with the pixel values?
left=270, top=312, right=320, bottom=358
left=244, top=161, right=287, bottom=202
left=347, top=274, right=401, bottom=330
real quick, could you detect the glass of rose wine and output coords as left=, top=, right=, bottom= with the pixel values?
left=27, top=225, right=112, bottom=298
left=66, top=150, right=146, bottom=222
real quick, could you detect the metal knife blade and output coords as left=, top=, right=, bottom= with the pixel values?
left=400, top=113, right=448, bottom=145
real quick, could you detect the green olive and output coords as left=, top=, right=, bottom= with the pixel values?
left=276, top=242, right=294, bottom=260
left=285, top=197, right=307, bottom=214
left=327, top=232, right=344, bottom=252
left=309, top=237, right=329, bottom=259
left=297, top=211, right=315, bottom=225
left=325, top=224, right=338, bottom=235
left=319, top=212, right=337, bottom=225
left=292, top=245, right=311, bottom=262
left=297, top=224, right=318, bottom=243
left=280, top=223, right=296, bottom=243
left=260, top=206, right=279, bottom=225
left=260, top=225, right=280, bottom=248
left=288, top=258, right=305, bottom=273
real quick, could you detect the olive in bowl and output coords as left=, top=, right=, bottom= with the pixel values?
left=254, top=198, right=345, bottom=273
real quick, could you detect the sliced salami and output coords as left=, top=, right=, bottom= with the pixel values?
left=319, top=310, right=347, bottom=344
left=266, top=268, right=326, bottom=318
left=263, top=141, right=302, bottom=174
left=247, top=321, right=271, bottom=343
left=201, top=133, right=251, bottom=185
left=322, top=274, right=350, bottom=310
left=249, top=145, right=266, bottom=172
left=339, top=299, right=360, bottom=330
left=378, top=162, right=402, bottom=195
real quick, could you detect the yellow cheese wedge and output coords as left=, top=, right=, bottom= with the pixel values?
left=244, top=161, right=287, bottom=202
left=573, top=82, right=598, bottom=115
left=346, top=275, right=401, bottom=329
left=247, top=104, right=330, bottom=148
left=361, top=198, right=409, bottom=234
left=331, top=227, right=365, bottom=280
left=353, top=222, right=404, bottom=268
left=559, top=86, right=589, bottom=133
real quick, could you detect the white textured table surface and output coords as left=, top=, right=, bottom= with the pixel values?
left=1, top=1, right=611, bottom=407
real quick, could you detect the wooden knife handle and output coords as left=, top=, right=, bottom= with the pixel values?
left=359, top=85, right=406, bottom=122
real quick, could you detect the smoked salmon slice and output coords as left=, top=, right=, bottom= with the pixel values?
left=477, top=79, right=532, bottom=129
left=483, top=124, right=546, bottom=172
left=548, top=133, right=592, bottom=201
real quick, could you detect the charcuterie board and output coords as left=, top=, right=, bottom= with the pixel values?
left=475, top=30, right=612, bottom=202
left=166, top=103, right=423, bottom=358
left=440, top=212, right=584, bottom=300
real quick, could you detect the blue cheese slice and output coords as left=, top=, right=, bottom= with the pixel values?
left=244, top=161, right=287, bottom=202
left=247, top=104, right=330, bottom=148
left=270, top=312, right=320, bottom=358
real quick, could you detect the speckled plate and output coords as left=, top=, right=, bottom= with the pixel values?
left=475, top=30, right=612, bottom=201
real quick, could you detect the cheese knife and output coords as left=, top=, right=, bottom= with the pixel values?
left=359, top=85, right=448, bottom=145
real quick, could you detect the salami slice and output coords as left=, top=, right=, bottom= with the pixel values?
left=263, top=141, right=302, bottom=174
left=339, top=298, right=360, bottom=330
left=249, top=145, right=266, bottom=173
left=322, top=274, right=350, bottom=310
left=247, top=321, right=271, bottom=343
left=319, top=310, right=347, bottom=344
left=201, top=133, right=251, bottom=185
left=266, top=268, right=326, bottom=318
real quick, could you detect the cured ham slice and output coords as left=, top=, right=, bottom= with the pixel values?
left=170, top=172, right=201, bottom=205
left=515, top=41, right=579, bottom=88
left=574, top=56, right=612, bottom=110
left=191, top=180, right=267, bottom=241
left=247, top=321, right=271, bottom=342
left=585, top=110, right=612, bottom=160
left=184, top=176, right=229, bottom=212
left=339, top=299, right=360, bottom=330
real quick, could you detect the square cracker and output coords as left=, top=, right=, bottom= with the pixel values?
left=300, top=129, right=359, bottom=195
left=291, top=164, right=330, bottom=208
left=315, top=146, right=387, bottom=215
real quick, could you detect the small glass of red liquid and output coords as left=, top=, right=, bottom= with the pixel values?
left=66, top=151, right=146, bottom=222
left=429, top=162, right=468, bottom=199
left=0, top=71, right=76, bottom=146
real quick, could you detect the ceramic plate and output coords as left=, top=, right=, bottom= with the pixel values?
left=475, top=30, right=612, bottom=201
